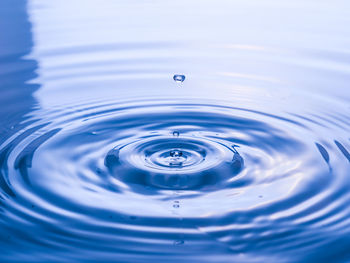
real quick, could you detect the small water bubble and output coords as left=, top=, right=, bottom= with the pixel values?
left=259, top=195, right=263, bottom=198
left=173, top=74, right=185, bottom=83
left=173, top=131, right=180, bottom=137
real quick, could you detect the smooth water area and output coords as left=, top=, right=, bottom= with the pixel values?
left=1, top=1, right=350, bottom=262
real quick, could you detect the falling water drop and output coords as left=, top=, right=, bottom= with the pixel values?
left=173, top=74, right=185, bottom=83
left=173, top=131, right=180, bottom=137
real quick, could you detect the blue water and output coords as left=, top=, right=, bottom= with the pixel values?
left=1, top=0, right=350, bottom=262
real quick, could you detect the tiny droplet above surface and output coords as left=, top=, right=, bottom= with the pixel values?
left=173, top=74, right=185, bottom=83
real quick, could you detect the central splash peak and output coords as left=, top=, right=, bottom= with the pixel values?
left=105, top=133, right=243, bottom=190
left=170, top=150, right=183, bottom=158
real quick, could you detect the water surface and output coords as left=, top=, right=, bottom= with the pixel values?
left=1, top=0, right=350, bottom=262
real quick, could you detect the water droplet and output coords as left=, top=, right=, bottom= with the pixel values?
left=173, top=131, right=180, bottom=137
left=173, top=74, right=185, bottom=83
left=170, top=150, right=183, bottom=157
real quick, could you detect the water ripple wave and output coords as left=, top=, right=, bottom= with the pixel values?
left=1, top=98, right=350, bottom=262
